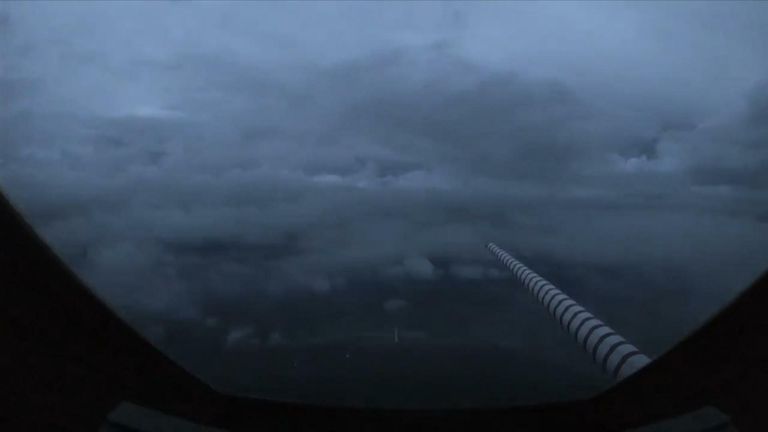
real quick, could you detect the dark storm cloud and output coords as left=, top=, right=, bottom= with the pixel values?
left=2, top=2, right=768, bottom=403
left=676, top=81, right=768, bottom=191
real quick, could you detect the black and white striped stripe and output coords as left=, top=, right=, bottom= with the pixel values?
left=487, top=242, right=650, bottom=380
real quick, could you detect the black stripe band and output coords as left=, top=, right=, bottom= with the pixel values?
left=551, top=296, right=570, bottom=316
left=517, top=267, right=528, bottom=279
left=538, top=285, right=556, bottom=302
left=523, top=271, right=537, bottom=286
left=532, top=279, right=548, bottom=296
left=543, top=290, right=564, bottom=309
left=540, top=286, right=557, bottom=303
left=519, top=268, right=533, bottom=281
left=527, top=278, right=540, bottom=292
left=526, top=278, right=541, bottom=294
left=601, top=340, right=631, bottom=374
left=545, top=292, right=567, bottom=312
left=612, top=350, right=643, bottom=379
left=530, top=276, right=545, bottom=288
left=519, top=268, right=530, bottom=282
left=581, top=322, right=606, bottom=350
left=573, top=316, right=597, bottom=340
left=521, top=271, right=532, bottom=285
left=526, top=274, right=542, bottom=288
left=514, top=267, right=526, bottom=278
left=558, top=303, right=579, bottom=328
left=566, top=309, right=589, bottom=333
left=590, top=331, right=618, bottom=363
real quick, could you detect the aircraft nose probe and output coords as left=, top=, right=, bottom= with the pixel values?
left=487, top=242, right=651, bottom=380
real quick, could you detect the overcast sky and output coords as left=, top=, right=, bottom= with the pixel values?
left=2, top=1, right=768, bottom=405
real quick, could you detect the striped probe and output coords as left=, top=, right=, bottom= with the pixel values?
left=487, top=242, right=651, bottom=380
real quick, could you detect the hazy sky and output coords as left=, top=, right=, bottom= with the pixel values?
left=2, top=1, right=768, bottom=404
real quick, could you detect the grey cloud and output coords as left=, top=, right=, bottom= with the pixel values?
left=383, top=298, right=410, bottom=314
left=663, top=81, right=768, bottom=191
left=449, top=264, right=502, bottom=280
left=402, top=256, right=437, bottom=280
left=225, top=325, right=257, bottom=349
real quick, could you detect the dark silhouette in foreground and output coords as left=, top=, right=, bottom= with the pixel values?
left=1, top=189, right=765, bottom=431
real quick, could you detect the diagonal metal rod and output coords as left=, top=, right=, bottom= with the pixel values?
left=487, top=242, right=651, bottom=380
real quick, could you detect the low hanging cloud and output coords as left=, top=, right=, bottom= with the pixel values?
left=383, top=298, right=410, bottom=314
left=671, top=81, right=768, bottom=192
